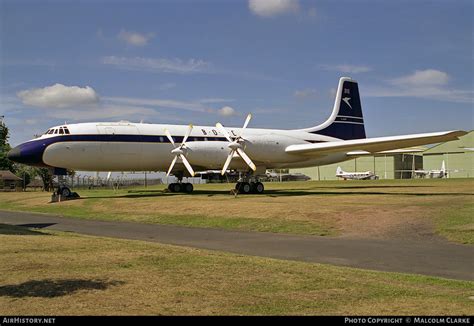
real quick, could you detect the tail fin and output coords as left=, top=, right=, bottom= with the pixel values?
left=336, top=166, right=343, bottom=175
left=303, top=77, right=366, bottom=140
left=441, top=160, right=446, bottom=172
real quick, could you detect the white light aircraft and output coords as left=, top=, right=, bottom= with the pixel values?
left=336, top=166, right=378, bottom=180
left=411, top=161, right=447, bottom=178
left=8, top=77, right=466, bottom=195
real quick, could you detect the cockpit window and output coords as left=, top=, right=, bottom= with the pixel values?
left=44, top=127, right=70, bottom=135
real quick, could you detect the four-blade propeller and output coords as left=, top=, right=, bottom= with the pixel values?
left=165, top=124, right=195, bottom=177
left=216, top=113, right=256, bottom=175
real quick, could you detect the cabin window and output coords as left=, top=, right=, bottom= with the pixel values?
left=59, top=128, right=64, bottom=134
left=64, top=128, right=70, bottom=134
left=54, top=129, right=58, bottom=134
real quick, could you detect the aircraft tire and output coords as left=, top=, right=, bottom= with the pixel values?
left=171, top=183, right=182, bottom=193
left=59, top=186, right=71, bottom=197
left=184, top=183, right=194, bottom=193
left=240, top=182, right=252, bottom=194
left=254, top=182, right=264, bottom=194
left=168, top=183, right=175, bottom=192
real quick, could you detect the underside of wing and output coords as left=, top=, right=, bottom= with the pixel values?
left=346, top=146, right=427, bottom=156
left=286, top=131, right=467, bottom=156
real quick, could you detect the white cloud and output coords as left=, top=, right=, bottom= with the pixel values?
left=198, top=98, right=235, bottom=104
left=249, top=0, right=299, bottom=17
left=320, top=64, right=372, bottom=74
left=294, top=88, right=318, bottom=99
left=218, top=106, right=237, bottom=117
left=390, top=69, right=449, bottom=86
left=17, top=84, right=99, bottom=108
left=364, top=69, right=473, bottom=104
left=118, top=30, right=154, bottom=46
left=102, top=56, right=210, bottom=74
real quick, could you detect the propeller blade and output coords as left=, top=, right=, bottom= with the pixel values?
left=166, top=156, right=178, bottom=176
left=221, top=150, right=235, bottom=175
left=182, top=124, right=193, bottom=144
left=241, top=113, right=252, bottom=135
left=216, top=123, right=233, bottom=142
left=236, top=148, right=256, bottom=171
left=164, top=129, right=176, bottom=147
left=106, top=171, right=112, bottom=181
left=180, top=154, right=195, bottom=177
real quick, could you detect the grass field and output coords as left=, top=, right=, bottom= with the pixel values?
left=0, top=179, right=472, bottom=243
left=1, top=224, right=473, bottom=315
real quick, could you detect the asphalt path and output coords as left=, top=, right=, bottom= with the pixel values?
left=1, top=210, right=472, bottom=281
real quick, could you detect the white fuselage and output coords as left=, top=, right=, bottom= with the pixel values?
left=32, top=121, right=349, bottom=173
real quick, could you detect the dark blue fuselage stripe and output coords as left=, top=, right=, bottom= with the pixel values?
left=40, top=134, right=229, bottom=143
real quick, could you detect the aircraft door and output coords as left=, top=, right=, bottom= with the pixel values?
left=97, top=124, right=143, bottom=170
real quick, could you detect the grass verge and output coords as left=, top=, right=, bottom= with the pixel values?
left=0, top=224, right=472, bottom=315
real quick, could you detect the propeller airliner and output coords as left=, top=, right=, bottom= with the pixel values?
left=336, top=166, right=379, bottom=180
left=8, top=77, right=466, bottom=195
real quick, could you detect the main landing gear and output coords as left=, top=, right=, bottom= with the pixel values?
left=235, top=181, right=264, bottom=194
left=234, top=175, right=265, bottom=195
left=168, top=182, right=194, bottom=193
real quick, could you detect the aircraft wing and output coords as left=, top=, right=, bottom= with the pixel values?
left=345, top=147, right=426, bottom=156
left=286, top=130, right=466, bottom=156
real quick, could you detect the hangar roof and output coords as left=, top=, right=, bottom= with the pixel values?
left=424, top=130, right=474, bottom=154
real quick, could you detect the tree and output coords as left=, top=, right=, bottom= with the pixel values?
left=14, top=164, right=38, bottom=190
left=36, top=168, right=54, bottom=192
left=0, top=118, right=15, bottom=172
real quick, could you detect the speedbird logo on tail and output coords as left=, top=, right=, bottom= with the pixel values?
left=342, top=97, right=352, bottom=109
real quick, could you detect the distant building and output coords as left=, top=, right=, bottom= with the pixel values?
left=290, top=131, right=473, bottom=180
left=26, top=178, right=45, bottom=191
left=0, top=170, right=23, bottom=191
left=423, top=130, right=474, bottom=178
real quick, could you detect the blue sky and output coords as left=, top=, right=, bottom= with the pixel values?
left=1, top=0, right=473, bottom=146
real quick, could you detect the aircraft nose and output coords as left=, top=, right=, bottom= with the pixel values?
left=6, top=142, right=46, bottom=166
left=7, top=146, right=22, bottom=163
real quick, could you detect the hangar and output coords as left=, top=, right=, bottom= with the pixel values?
left=290, top=130, right=473, bottom=180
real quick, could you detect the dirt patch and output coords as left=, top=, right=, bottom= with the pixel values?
left=336, top=205, right=438, bottom=241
